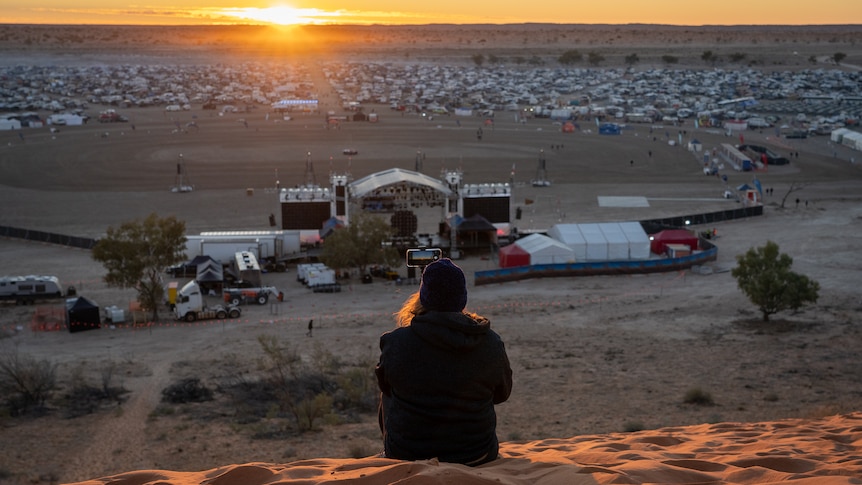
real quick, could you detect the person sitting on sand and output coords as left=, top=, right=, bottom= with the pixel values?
left=375, top=258, right=513, bottom=466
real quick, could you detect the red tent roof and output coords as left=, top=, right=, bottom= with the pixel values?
left=499, top=243, right=531, bottom=268
left=650, top=229, right=698, bottom=255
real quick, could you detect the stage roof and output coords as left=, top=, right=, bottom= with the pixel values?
left=349, top=168, right=452, bottom=199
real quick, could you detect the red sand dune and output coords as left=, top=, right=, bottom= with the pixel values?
left=70, top=412, right=862, bottom=485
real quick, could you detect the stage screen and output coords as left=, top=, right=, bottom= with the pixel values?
left=463, top=197, right=510, bottom=223
left=281, top=202, right=331, bottom=230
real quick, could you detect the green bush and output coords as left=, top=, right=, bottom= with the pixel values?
left=683, top=387, right=714, bottom=405
left=161, top=378, right=213, bottom=403
left=623, top=421, right=646, bottom=432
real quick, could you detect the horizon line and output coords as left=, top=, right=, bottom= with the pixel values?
left=2, top=22, right=861, bottom=28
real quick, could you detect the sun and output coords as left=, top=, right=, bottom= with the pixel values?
left=224, top=5, right=318, bottom=25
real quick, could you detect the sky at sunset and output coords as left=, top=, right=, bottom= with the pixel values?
left=1, top=0, right=861, bottom=26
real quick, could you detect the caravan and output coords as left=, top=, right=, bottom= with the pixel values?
left=0, top=275, right=63, bottom=304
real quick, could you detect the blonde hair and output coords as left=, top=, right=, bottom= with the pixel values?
left=393, top=291, right=484, bottom=327
left=394, top=291, right=423, bottom=327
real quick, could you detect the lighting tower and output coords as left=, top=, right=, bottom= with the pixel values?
left=305, top=151, right=317, bottom=187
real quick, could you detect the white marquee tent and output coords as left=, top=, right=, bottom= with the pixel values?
left=576, top=223, right=609, bottom=261
left=546, top=224, right=587, bottom=261
left=618, top=222, right=651, bottom=260
left=514, top=233, right=576, bottom=265
left=547, top=222, right=651, bottom=262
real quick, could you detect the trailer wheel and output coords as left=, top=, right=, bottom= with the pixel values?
left=231, top=297, right=241, bottom=306
left=185, top=313, right=196, bottom=322
left=257, top=294, right=268, bottom=305
left=216, top=310, right=227, bottom=319
left=229, top=308, right=240, bottom=318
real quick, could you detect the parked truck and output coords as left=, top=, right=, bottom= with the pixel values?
left=0, top=275, right=64, bottom=304
left=174, top=280, right=241, bottom=322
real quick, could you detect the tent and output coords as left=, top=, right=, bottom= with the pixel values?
left=195, top=256, right=224, bottom=294
left=549, top=222, right=651, bottom=261
left=650, top=229, right=698, bottom=255
left=498, top=243, right=530, bottom=268
left=547, top=224, right=587, bottom=261
left=840, top=131, right=862, bottom=151
left=66, top=296, right=100, bottom=333
left=190, top=254, right=217, bottom=268
left=577, top=223, right=609, bottom=261
left=831, top=128, right=852, bottom=144
left=599, top=123, right=621, bottom=135
left=598, top=223, right=631, bottom=261
left=454, top=214, right=497, bottom=250
left=618, top=222, right=651, bottom=260
left=0, top=119, right=22, bottom=130
left=515, top=233, right=575, bottom=265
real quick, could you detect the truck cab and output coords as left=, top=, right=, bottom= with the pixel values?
left=175, top=280, right=240, bottom=321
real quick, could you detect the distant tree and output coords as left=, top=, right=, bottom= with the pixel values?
left=662, top=55, right=679, bottom=65
left=91, top=213, right=186, bottom=322
left=778, top=181, right=812, bottom=209
left=513, top=56, right=526, bottom=65
left=319, top=212, right=399, bottom=276
left=487, top=54, right=501, bottom=64
left=729, top=52, right=747, bottom=63
left=624, top=53, right=640, bottom=66
left=587, top=52, right=605, bottom=66
left=471, top=53, right=485, bottom=67
left=832, top=52, right=847, bottom=64
left=558, top=49, right=582, bottom=65
left=808, top=55, right=818, bottom=64
left=701, top=50, right=720, bottom=65
left=528, top=55, right=545, bottom=66
left=731, top=241, right=820, bottom=322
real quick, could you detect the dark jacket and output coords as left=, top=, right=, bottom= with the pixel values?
left=375, top=311, right=513, bottom=465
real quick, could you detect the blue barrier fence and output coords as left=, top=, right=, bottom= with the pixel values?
left=475, top=243, right=718, bottom=285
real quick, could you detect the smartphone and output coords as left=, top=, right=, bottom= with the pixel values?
left=406, top=248, right=442, bottom=267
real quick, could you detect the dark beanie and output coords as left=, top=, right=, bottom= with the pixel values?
left=419, top=258, right=467, bottom=312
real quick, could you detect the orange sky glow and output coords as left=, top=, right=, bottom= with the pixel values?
left=2, top=1, right=862, bottom=26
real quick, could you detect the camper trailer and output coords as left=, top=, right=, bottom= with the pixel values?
left=230, top=251, right=262, bottom=287
left=0, top=275, right=63, bottom=304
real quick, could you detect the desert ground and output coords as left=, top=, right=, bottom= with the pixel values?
left=0, top=24, right=861, bottom=485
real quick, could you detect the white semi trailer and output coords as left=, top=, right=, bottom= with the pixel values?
left=184, top=230, right=302, bottom=266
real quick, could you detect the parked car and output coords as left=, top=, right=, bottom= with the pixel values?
left=166, top=262, right=197, bottom=277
